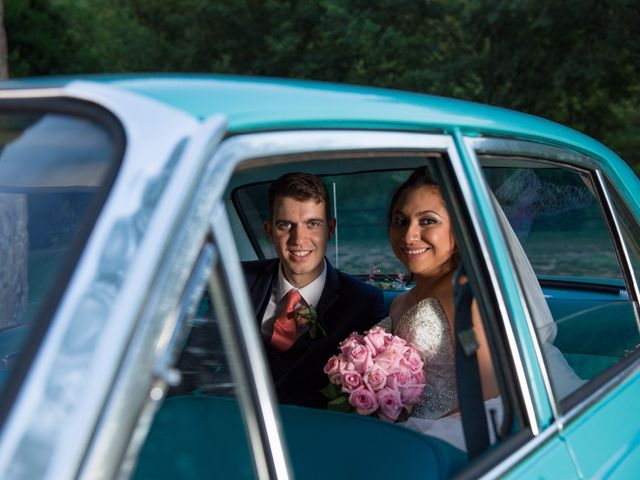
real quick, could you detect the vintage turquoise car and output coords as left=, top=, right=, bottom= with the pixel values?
left=0, top=75, right=638, bottom=479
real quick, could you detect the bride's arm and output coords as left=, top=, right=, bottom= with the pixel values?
left=471, top=300, right=500, bottom=400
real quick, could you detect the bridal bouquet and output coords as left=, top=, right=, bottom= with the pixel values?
left=322, top=326, right=425, bottom=421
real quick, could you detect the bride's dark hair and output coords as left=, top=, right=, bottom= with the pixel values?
left=387, top=166, right=439, bottom=226
left=387, top=166, right=460, bottom=274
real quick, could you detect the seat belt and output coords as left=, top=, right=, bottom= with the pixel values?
left=454, top=269, right=490, bottom=459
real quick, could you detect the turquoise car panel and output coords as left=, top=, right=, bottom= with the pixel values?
left=562, top=368, right=640, bottom=479
left=503, top=434, right=579, bottom=479
left=105, top=76, right=640, bottom=214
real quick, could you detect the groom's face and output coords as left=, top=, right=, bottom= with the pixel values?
left=265, top=195, right=336, bottom=288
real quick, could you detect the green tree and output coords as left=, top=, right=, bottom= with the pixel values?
left=3, top=0, right=639, bottom=170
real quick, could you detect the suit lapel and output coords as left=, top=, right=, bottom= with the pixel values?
left=315, top=259, right=340, bottom=333
left=248, top=259, right=279, bottom=324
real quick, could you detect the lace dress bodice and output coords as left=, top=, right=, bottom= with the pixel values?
left=379, top=297, right=458, bottom=420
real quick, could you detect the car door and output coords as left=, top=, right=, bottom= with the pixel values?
left=0, top=81, right=240, bottom=479
left=466, top=136, right=640, bottom=478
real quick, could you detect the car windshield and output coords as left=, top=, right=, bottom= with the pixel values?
left=0, top=111, right=117, bottom=397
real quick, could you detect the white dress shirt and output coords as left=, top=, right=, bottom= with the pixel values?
left=260, top=259, right=327, bottom=341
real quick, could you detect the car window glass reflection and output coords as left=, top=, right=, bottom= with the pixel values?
left=169, top=293, right=235, bottom=396
left=484, top=161, right=640, bottom=402
left=0, top=112, right=115, bottom=397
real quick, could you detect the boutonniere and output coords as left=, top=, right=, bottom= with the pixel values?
left=294, top=304, right=327, bottom=339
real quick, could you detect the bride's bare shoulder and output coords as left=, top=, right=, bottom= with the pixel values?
left=389, top=290, right=413, bottom=321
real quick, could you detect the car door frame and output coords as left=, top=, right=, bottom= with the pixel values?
left=206, top=129, right=573, bottom=478
left=0, top=82, right=226, bottom=479
left=462, top=135, right=640, bottom=478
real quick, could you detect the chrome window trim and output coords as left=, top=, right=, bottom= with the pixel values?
left=467, top=136, right=595, bottom=168
left=594, top=170, right=640, bottom=313
left=0, top=87, right=65, bottom=99
left=212, top=129, right=537, bottom=434
left=209, top=203, right=291, bottom=480
left=0, top=83, right=203, bottom=479
left=114, top=242, right=218, bottom=479
left=459, top=132, right=545, bottom=433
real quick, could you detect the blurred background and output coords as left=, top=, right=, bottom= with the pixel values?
left=1, top=0, right=638, bottom=172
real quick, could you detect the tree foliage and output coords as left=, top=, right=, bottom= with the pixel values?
left=4, top=0, right=640, bottom=170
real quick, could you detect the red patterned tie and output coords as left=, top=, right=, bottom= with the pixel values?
left=271, top=289, right=302, bottom=352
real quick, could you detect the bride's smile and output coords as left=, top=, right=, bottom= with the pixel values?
left=388, top=185, right=456, bottom=279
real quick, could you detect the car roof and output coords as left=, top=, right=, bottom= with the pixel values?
left=0, top=74, right=608, bottom=145
left=2, top=73, right=635, bottom=184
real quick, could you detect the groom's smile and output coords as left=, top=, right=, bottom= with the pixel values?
left=265, top=195, right=335, bottom=288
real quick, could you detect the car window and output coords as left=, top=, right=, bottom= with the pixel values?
left=484, top=165, right=622, bottom=280
left=233, top=169, right=412, bottom=286
left=481, top=156, right=640, bottom=403
left=133, top=281, right=253, bottom=479
left=0, top=110, right=119, bottom=399
left=229, top=153, right=519, bottom=459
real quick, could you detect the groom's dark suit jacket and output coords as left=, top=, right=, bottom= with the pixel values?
left=243, top=258, right=385, bottom=408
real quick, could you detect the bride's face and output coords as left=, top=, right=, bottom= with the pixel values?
left=388, top=185, right=456, bottom=278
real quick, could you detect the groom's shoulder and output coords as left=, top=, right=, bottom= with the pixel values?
left=241, top=258, right=278, bottom=280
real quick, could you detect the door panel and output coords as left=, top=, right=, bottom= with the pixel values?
left=562, top=369, right=640, bottom=478
left=504, top=436, right=579, bottom=478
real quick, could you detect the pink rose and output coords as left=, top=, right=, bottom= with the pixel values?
left=389, top=335, right=407, bottom=349
left=400, top=347, right=424, bottom=374
left=377, top=386, right=403, bottom=421
left=363, top=363, right=388, bottom=391
left=348, top=344, right=372, bottom=374
left=324, top=355, right=343, bottom=385
left=349, top=387, right=379, bottom=415
left=364, top=327, right=392, bottom=355
left=398, top=371, right=425, bottom=406
left=391, top=367, right=412, bottom=387
left=340, top=369, right=363, bottom=393
left=374, top=348, right=401, bottom=372
left=399, top=384, right=424, bottom=407
left=339, top=333, right=363, bottom=357
left=386, top=373, right=397, bottom=391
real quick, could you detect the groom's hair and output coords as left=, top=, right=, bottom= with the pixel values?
left=268, top=172, right=331, bottom=220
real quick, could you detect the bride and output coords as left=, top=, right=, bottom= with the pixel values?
left=380, top=167, right=582, bottom=451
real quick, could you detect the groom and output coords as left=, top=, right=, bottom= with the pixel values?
left=243, top=172, right=384, bottom=408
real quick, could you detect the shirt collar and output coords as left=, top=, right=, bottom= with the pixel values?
left=276, top=259, right=326, bottom=307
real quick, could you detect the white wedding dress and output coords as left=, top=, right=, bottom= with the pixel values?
left=379, top=297, right=480, bottom=451
left=379, top=297, right=458, bottom=420
left=380, top=296, right=585, bottom=452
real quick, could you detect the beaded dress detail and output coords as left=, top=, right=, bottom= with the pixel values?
left=379, top=297, right=458, bottom=419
